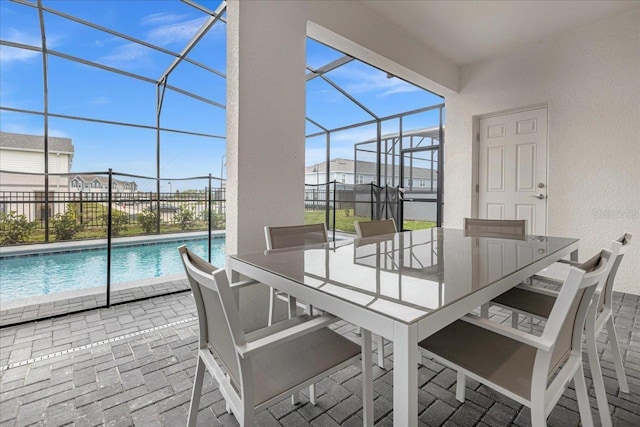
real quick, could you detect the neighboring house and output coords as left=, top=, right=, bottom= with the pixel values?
left=305, top=127, right=441, bottom=191
left=305, top=158, right=437, bottom=191
left=69, top=175, right=138, bottom=194
left=0, top=132, right=74, bottom=219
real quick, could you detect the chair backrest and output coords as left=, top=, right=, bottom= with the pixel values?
left=543, top=247, right=615, bottom=375
left=264, top=223, right=328, bottom=250
left=179, top=245, right=246, bottom=392
left=599, top=233, right=632, bottom=311
left=354, top=218, right=397, bottom=238
left=463, top=218, right=526, bottom=240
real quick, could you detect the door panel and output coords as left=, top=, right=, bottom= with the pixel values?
left=486, top=147, right=505, bottom=191
left=478, top=107, right=547, bottom=235
left=515, top=143, right=536, bottom=191
left=487, top=204, right=504, bottom=219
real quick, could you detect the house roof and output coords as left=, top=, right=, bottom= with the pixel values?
left=72, top=174, right=137, bottom=187
left=0, top=132, right=74, bottom=155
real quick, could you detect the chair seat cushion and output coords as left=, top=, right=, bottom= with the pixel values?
left=492, top=287, right=556, bottom=319
left=252, top=328, right=360, bottom=406
left=419, top=320, right=536, bottom=400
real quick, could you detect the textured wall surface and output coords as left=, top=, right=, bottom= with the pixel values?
left=445, top=10, right=640, bottom=294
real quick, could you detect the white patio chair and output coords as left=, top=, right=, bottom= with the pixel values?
left=463, top=218, right=527, bottom=320
left=463, top=217, right=527, bottom=240
left=354, top=218, right=397, bottom=368
left=491, top=234, right=631, bottom=427
left=179, top=245, right=373, bottom=427
left=354, top=218, right=396, bottom=239
left=263, top=223, right=329, bottom=405
left=419, top=247, right=615, bottom=427
left=264, top=223, right=328, bottom=326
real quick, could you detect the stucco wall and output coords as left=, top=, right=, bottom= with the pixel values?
left=444, top=10, right=640, bottom=294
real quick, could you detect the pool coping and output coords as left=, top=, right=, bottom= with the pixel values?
left=0, top=274, right=192, bottom=327
left=0, top=273, right=187, bottom=311
left=0, top=230, right=225, bottom=257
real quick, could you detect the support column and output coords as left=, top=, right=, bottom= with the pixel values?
left=226, top=1, right=307, bottom=330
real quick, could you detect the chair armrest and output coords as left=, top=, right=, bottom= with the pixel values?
left=229, top=279, right=260, bottom=289
left=461, top=314, right=553, bottom=351
left=237, top=314, right=338, bottom=358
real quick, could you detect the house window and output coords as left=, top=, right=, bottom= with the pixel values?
left=420, top=179, right=426, bottom=187
left=357, top=175, right=364, bottom=184
left=341, top=173, right=346, bottom=183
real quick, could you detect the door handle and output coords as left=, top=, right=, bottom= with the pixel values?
left=531, top=194, right=546, bottom=200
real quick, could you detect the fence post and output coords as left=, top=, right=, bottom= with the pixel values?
left=332, top=181, right=336, bottom=242
left=208, top=174, right=212, bottom=263
left=79, top=191, right=84, bottom=225
left=106, top=169, right=113, bottom=308
left=155, top=188, right=160, bottom=234
left=370, top=183, right=374, bottom=220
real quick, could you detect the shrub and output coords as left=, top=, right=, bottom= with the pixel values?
left=173, top=205, right=195, bottom=230
left=0, top=211, right=36, bottom=245
left=200, top=208, right=225, bottom=229
left=101, top=210, right=129, bottom=236
left=51, top=210, right=85, bottom=241
left=138, top=208, right=158, bottom=233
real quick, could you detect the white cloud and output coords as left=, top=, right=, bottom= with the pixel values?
left=97, top=43, right=149, bottom=67
left=141, top=12, right=189, bottom=27
left=331, top=67, right=421, bottom=98
left=0, top=28, right=40, bottom=64
left=0, top=45, right=39, bottom=63
left=146, top=16, right=209, bottom=46
left=2, top=27, right=40, bottom=46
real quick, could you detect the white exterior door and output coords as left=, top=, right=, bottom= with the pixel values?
left=478, top=107, right=548, bottom=235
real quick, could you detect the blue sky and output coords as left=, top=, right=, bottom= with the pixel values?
left=0, top=0, right=442, bottom=191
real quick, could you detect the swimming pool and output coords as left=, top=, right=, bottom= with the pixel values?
left=0, top=237, right=226, bottom=301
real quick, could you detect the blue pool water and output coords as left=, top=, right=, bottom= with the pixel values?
left=0, top=237, right=226, bottom=301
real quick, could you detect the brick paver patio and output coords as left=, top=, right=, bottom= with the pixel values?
left=1, top=289, right=638, bottom=426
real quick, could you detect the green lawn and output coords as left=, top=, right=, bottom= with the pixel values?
left=305, top=209, right=435, bottom=233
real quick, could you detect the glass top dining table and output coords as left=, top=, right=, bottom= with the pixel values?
left=227, top=227, right=579, bottom=426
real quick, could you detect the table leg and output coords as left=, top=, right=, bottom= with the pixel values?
left=393, top=323, right=418, bottom=427
left=361, top=329, right=373, bottom=427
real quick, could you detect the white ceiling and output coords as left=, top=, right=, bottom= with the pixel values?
left=359, top=0, right=640, bottom=66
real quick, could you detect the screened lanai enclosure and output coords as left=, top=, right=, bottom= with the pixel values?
left=0, top=0, right=444, bottom=325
